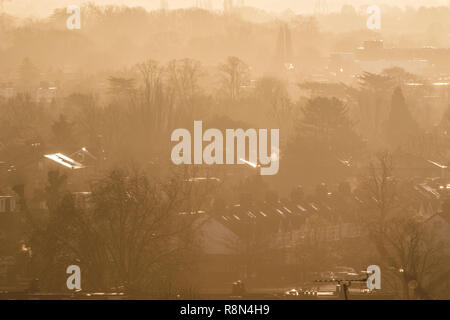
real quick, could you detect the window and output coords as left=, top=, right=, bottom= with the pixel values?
left=0, top=198, right=15, bottom=213
left=327, top=226, right=340, bottom=241
left=9, top=198, right=15, bottom=212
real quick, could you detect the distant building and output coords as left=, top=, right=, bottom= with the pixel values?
left=224, top=0, right=232, bottom=12
left=328, top=41, right=450, bottom=79
left=160, top=0, right=169, bottom=11
left=0, top=87, right=15, bottom=100
left=72, top=192, right=92, bottom=210
left=0, top=196, right=16, bottom=214
left=355, top=41, right=450, bottom=74
left=275, top=24, right=293, bottom=69
left=0, top=192, right=30, bottom=291
left=195, top=0, right=212, bottom=10
left=36, top=86, right=57, bottom=103
left=425, top=210, right=450, bottom=255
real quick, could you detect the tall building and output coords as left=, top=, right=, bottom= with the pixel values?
left=314, top=0, right=328, bottom=15
left=224, top=0, right=233, bottom=12
left=161, top=0, right=169, bottom=11
left=196, top=0, right=212, bottom=10
left=0, top=0, right=7, bottom=13
left=276, top=24, right=293, bottom=67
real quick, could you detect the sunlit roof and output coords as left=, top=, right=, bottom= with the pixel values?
left=44, top=153, right=84, bottom=169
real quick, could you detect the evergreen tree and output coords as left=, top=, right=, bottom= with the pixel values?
left=386, top=87, right=418, bottom=148
left=18, top=57, right=39, bottom=92
left=283, top=97, right=362, bottom=184
left=51, top=115, right=77, bottom=152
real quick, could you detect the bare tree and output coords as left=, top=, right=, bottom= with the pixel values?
left=219, top=56, right=249, bottom=102
left=256, top=76, right=294, bottom=132
left=360, top=152, right=449, bottom=299
left=167, top=58, right=203, bottom=122
left=23, top=167, right=203, bottom=296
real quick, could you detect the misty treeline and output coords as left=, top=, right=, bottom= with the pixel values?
left=1, top=4, right=450, bottom=72
left=1, top=4, right=450, bottom=298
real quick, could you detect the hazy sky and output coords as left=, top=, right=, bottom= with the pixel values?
left=2, top=0, right=450, bottom=18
